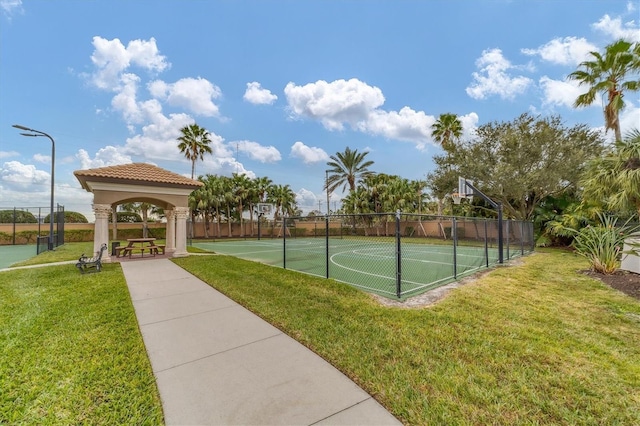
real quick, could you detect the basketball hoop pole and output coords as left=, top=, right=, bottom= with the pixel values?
left=460, top=178, right=504, bottom=264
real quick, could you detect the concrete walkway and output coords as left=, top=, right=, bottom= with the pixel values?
left=121, top=258, right=401, bottom=425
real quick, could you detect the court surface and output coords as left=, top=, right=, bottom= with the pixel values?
left=0, top=245, right=36, bottom=269
left=192, top=237, right=501, bottom=298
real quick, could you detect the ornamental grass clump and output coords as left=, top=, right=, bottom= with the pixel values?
left=572, top=214, right=639, bottom=274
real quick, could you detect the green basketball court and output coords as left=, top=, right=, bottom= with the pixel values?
left=193, top=237, right=502, bottom=298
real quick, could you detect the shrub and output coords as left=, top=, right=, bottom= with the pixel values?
left=0, top=210, right=38, bottom=223
left=571, top=214, right=640, bottom=274
left=16, top=230, right=38, bottom=244
left=43, top=211, right=89, bottom=223
left=64, top=229, right=94, bottom=242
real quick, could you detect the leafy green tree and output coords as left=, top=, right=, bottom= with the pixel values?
left=581, top=129, right=640, bottom=216
left=428, top=113, right=604, bottom=220
left=177, top=123, right=213, bottom=179
left=568, top=39, right=639, bottom=142
left=431, top=113, right=463, bottom=152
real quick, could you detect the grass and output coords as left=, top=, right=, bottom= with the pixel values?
left=173, top=249, right=640, bottom=425
left=0, top=261, right=164, bottom=424
left=10, top=240, right=172, bottom=267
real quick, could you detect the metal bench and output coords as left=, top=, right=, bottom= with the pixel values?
left=76, top=243, right=108, bottom=274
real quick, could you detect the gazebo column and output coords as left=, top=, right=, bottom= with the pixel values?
left=165, top=209, right=176, bottom=254
left=93, top=203, right=112, bottom=263
left=174, top=206, right=189, bottom=257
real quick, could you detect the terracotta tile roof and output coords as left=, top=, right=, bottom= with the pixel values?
left=74, top=163, right=203, bottom=190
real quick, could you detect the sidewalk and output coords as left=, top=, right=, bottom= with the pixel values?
left=120, top=259, right=401, bottom=425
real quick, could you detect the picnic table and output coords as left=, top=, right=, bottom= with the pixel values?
left=115, top=238, right=164, bottom=258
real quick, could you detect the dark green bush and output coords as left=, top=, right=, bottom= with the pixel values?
left=0, top=210, right=38, bottom=223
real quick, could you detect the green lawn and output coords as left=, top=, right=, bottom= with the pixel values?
left=173, top=249, right=640, bottom=425
left=0, top=261, right=164, bottom=425
left=2, top=243, right=639, bottom=424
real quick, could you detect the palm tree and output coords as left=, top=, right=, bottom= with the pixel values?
left=582, top=129, right=640, bottom=216
left=326, top=147, right=375, bottom=214
left=268, top=184, right=297, bottom=219
left=431, top=113, right=463, bottom=152
left=177, top=123, right=213, bottom=179
left=568, top=39, right=639, bottom=142
left=120, top=202, right=157, bottom=238
left=231, top=173, right=251, bottom=237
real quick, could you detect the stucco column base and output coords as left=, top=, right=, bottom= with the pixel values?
left=93, top=203, right=112, bottom=263
left=174, top=207, right=189, bottom=257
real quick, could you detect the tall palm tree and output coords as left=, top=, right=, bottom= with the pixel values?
left=326, top=147, right=375, bottom=214
left=582, top=129, right=640, bottom=216
left=231, top=173, right=251, bottom=237
left=177, top=123, right=213, bottom=179
left=568, top=39, right=639, bottom=142
left=268, top=184, right=297, bottom=219
left=431, top=113, right=463, bottom=152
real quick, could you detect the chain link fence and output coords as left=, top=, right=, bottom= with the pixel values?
left=0, top=205, right=65, bottom=254
left=283, top=213, right=533, bottom=298
left=197, top=212, right=534, bottom=299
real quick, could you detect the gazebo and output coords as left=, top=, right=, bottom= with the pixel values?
left=74, top=163, right=203, bottom=263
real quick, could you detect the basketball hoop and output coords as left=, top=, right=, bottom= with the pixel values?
left=451, top=193, right=464, bottom=205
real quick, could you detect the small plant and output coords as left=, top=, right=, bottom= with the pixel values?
left=571, top=214, right=639, bottom=274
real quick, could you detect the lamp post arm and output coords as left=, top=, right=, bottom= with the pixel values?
left=12, top=124, right=56, bottom=250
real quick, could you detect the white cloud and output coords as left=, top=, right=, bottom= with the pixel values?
left=466, top=48, right=533, bottom=100
left=33, top=153, right=51, bottom=163
left=236, top=140, right=281, bottom=163
left=295, top=188, right=319, bottom=211
left=123, top=113, right=201, bottom=160
left=244, top=82, right=278, bottom=105
left=0, top=160, right=49, bottom=189
left=285, top=78, right=385, bottom=130
left=76, top=147, right=133, bottom=169
left=149, top=77, right=222, bottom=116
left=111, top=72, right=143, bottom=124
left=361, top=107, right=435, bottom=150
left=620, top=103, right=640, bottom=135
left=592, top=14, right=640, bottom=42
left=284, top=78, right=479, bottom=150
left=521, top=37, right=597, bottom=66
left=539, top=76, right=583, bottom=108
left=0, top=150, right=18, bottom=159
left=1, top=0, right=22, bottom=16
left=90, top=36, right=169, bottom=90
left=290, top=142, right=329, bottom=164
left=458, top=112, right=480, bottom=140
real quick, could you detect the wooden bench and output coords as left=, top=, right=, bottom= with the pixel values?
left=155, top=244, right=166, bottom=255
left=76, top=243, right=108, bottom=274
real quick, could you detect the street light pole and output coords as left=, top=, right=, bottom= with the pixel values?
left=12, top=124, right=56, bottom=251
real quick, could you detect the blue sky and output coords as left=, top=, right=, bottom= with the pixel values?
left=1, top=1, right=639, bottom=220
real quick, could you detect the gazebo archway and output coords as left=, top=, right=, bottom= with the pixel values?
left=74, top=163, right=203, bottom=263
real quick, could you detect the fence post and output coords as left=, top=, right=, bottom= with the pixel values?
left=520, top=221, right=525, bottom=255
left=395, top=210, right=401, bottom=298
left=484, top=220, right=489, bottom=267
left=325, top=215, right=329, bottom=278
left=12, top=207, right=16, bottom=245
left=452, top=216, right=457, bottom=279
left=506, top=219, right=510, bottom=260
left=283, top=217, right=287, bottom=269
